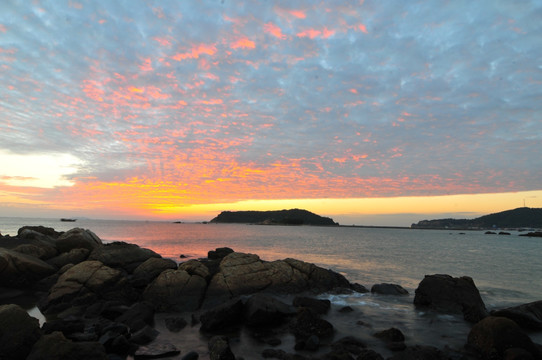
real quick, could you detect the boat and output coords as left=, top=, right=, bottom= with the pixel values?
left=60, top=218, right=77, bottom=222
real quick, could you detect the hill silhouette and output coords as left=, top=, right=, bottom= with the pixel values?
left=411, top=207, right=542, bottom=229
left=210, top=209, right=339, bottom=226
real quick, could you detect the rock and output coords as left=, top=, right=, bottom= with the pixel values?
left=373, top=328, right=406, bottom=351
left=27, top=331, right=107, bottom=360
left=179, top=259, right=212, bottom=280
left=351, top=283, right=370, bottom=293
left=292, top=296, right=331, bottom=315
left=47, top=248, right=90, bottom=268
left=115, top=301, right=155, bottom=332
left=182, top=351, right=200, bottom=360
left=330, top=336, right=367, bottom=356
left=371, top=283, right=409, bottom=296
left=0, top=247, right=57, bottom=287
left=130, top=325, right=159, bottom=345
left=134, top=341, right=180, bottom=359
left=42, top=318, right=85, bottom=336
left=387, top=345, right=449, bottom=360
left=165, top=316, right=188, bottom=332
left=290, top=308, right=334, bottom=342
left=208, top=247, right=234, bottom=260
left=491, top=300, right=542, bottom=329
left=204, top=252, right=352, bottom=308
left=209, top=336, right=236, bottom=360
left=13, top=243, right=57, bottom=260
left=132, top=257, right=178, bottom=285
left=244, top=293, right=296, bottom=326
left=467, top=316, right=541, bottom=359
left=200, top=298, right=244, bottom=332
left=56, top=228, right=103, bottom=253
left=41, top=260, right=131, bottom=314
left=143, top=269, right=207, bottom=312
left=339, top=306, right=354, bottom=313
left=355, top=349, right=384, bottom=360
left=0, top=304, right=42, bottom=360
left=89, top=241, right=161, bottom=273
left=413, top=274, right=488, bottom=322
left=18, top=225, right=62, bottom=238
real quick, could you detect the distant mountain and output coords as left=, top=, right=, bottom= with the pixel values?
left=210, top=209, right=339, bottom=226
left=411, top=207, right=542, bottom=229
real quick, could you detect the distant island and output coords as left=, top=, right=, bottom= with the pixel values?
left=411, top=207, right=542, bottom=230
left=210, top=209, right=339, bottom=226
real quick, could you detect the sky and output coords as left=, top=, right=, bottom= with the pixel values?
left=1, top=0, right=541, bottom=226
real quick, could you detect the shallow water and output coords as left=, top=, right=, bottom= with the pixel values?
left=2, top=217, right=542, bottom=357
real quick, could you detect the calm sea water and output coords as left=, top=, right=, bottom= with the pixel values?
left=2, top=217, right=541, bottom=357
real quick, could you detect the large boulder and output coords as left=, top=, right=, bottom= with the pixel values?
left=0, top=247, right=57, bottom=287
left=200, top=298, right=244, bottom=332
left=0, top=304, right=42, bottom=360
left=47, top=248, right=90, bottom=269
left=179, top=259, right=212, bottom=280
left=491, top=300, right=542, bottom=330
left=27, top=331, right=107, bottom=360
left=40, top=260, right=131, bottom=314
left=371, top=283, right=409, bottom=296
left=56, top=228, right=103, bottom=253
left=413, top=274, right=488, bottom=322
left=18, top=225, right=62, bottom=239
left=203, top=252, right=351, bottom=308
left=467, top=316, right=541, bottom=359
left=244, top=293, right=296, bottom=326
left=132, top=257, right=178, bottom=286
left=88, top=241, right=161, bottom=273
left=143, top=269, right=207, bottom=312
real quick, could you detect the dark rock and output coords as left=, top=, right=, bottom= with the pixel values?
left=132, top=257, right=178, bottom=286
left=519, top=231, right=542, bottom=238
left=290, top=308, right=334, bottom=341
left=244, top=293, right=296, bottom=326
left=115, top=301, right=155, bottom=332
left=27, top=331, right=107, bottom=360
left=208, top=247, right=234, bottom=260
left=373, top=328, right=406, bottom=351
left=179, top=259, right=212, bottom=281
left=351, top=283, right=370, bottom=293
left=491, top=300, right=542, bottom=329
left=262, top=348, right=309, bottom=359
left=499, top=231, right=511, bottom=235
left=89, top=241, right=161, bottom=273
left=305, top=334, right=320, bottom=351
left=143, top=268, right=207, bottom=312
left=485, top=231, right=497, bottom=234
left=134, top=341, right=180, bottom=359
left=355, top=349, right=384, bottom=360
left=330, top=336, right=366, bottom=355
left=182, top=351, right=200, bottom=360
left=413, top=274, right=488, bottom=322
left=13, top=242, right=57, bottom=260
left=387, top=345, right=449, bottom=360
left=0, top=247, right=57, bottom=287
left=165, top=316, right=188, bottom=332
left=292, top=296, right=331, bottom=314
left=130, top=325, right=160, bottom=345
left=339, top=306, right=354, bottom=313
left=209, top=336, right=236, bottom=360
left=18, top=225, right=61, bottom=238
left=0, top=304, right=42, bottom=360
left=467, top=316, right=541, bottom=359
left=371, top=283, right=408, bottom=296
left=200, top=298, right=244, bottom=332
left=56, top=228, right=103, bottom=253
left=42, top=318, right=85, bottom=336
left=47, top=248, right=90, bottom=268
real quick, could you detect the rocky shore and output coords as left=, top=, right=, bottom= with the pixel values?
left=1, top=226, right=541, bottom=359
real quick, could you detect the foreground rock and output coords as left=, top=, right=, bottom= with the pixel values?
left=0, top=248, right=57, bottom=287
left=491, top=300, right=542, bottom=330
left=0, top=304, right=42, bottom=360
left=27, top=331, right=107, bottom=360
left=413, top=274, right=488, bottom=322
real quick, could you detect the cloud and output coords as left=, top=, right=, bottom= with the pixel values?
left=0, top=0, right=541, bottom=216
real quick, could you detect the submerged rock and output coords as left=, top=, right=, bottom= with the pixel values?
left=413, top=274, right=488, bottom=322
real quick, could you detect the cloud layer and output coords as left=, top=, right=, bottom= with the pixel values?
left=1, top=0, right=541, bottom=215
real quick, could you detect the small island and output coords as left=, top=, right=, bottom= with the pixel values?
left=210, top=208, right=339, bottom=226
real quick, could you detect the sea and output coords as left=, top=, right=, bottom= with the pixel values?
left=1, top=217, right=541, bottom=358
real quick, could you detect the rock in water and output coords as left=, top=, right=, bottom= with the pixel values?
left=208, top=336, right=235, bottom=360
left=134, top=341, right=180, bottom=359
left=0, top=304, right=42, bottom=360
left=27, top=331, right=108, bottom=360
left=371, top=283, right=409, bottom=296
left=490, top=300, right=542, bottom=330
left=413, top=274, right=488, bottom=322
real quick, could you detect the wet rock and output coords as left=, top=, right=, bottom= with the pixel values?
left=244, top=293, right=296, bottom=327
left=339, top=306, right=354, bottom=313
left=0, top=247, right=57, bottom=287
left=56, top=228, right=103, bottom=253
left=115, top=301, right=155, bottom=332
left=355, top=349, right=384, bottom=360
left=290, top=307, right=334, bottom=342
left=89, top=241, right=161, bottom=273
left=387, top=345, right=449, bottom=360
left=200, top=298, right=244, bottom=332
left=130, top=325, right=159, bottom=345
left=182, top=351, right=200, bottom=360
left=373, top=327, right=406, bottom=351
left=491, top=300, right=542, bottom=330
left=330, top=336, right=367, bottom=356
left=47, top=248, right=90, bottom=268
left=165, top=316, right=188, bottom=332
left=413, top=274, right=488, bottom=322
left=27, top=331, right=107, bottom=360
left=143, top=269, right=207, bottom=312
left=134, top=341, right=180, bottom=359
left=0, top=304, right=42, bottom=360
left=467, top=316, right=541, bottom=359
left=292, top=296, right=331, bottom=314
left=42, top=318, right=85, bottom=336
left=209, top=336, right=235, bottom=360
left=371, top=283, right=408, bottom=296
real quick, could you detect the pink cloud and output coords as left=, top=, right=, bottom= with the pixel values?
left=231, top=38, right=256, bottom=49
left=264, top=22, right=286, bottom=39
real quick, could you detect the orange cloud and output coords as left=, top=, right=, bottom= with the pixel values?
left=172, top=43, right=217, bottom=61
left=231, top=38, right=256, bottom=49
left=288, top=9, right=306, bottom=19
left=358, top=24, right=368, bottom=34
left=153, top=36, right=172, bottom=47
left=297, top=27, right=335, bottom=39
left=264, top=22, right=286, bottom=39
left=139, top=58, right=153, bottom=72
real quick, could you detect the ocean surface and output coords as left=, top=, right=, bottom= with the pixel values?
left=1, top=217, right=541, bottom=358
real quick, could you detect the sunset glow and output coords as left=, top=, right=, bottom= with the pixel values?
left=1, top=1, right=541, bottom=225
